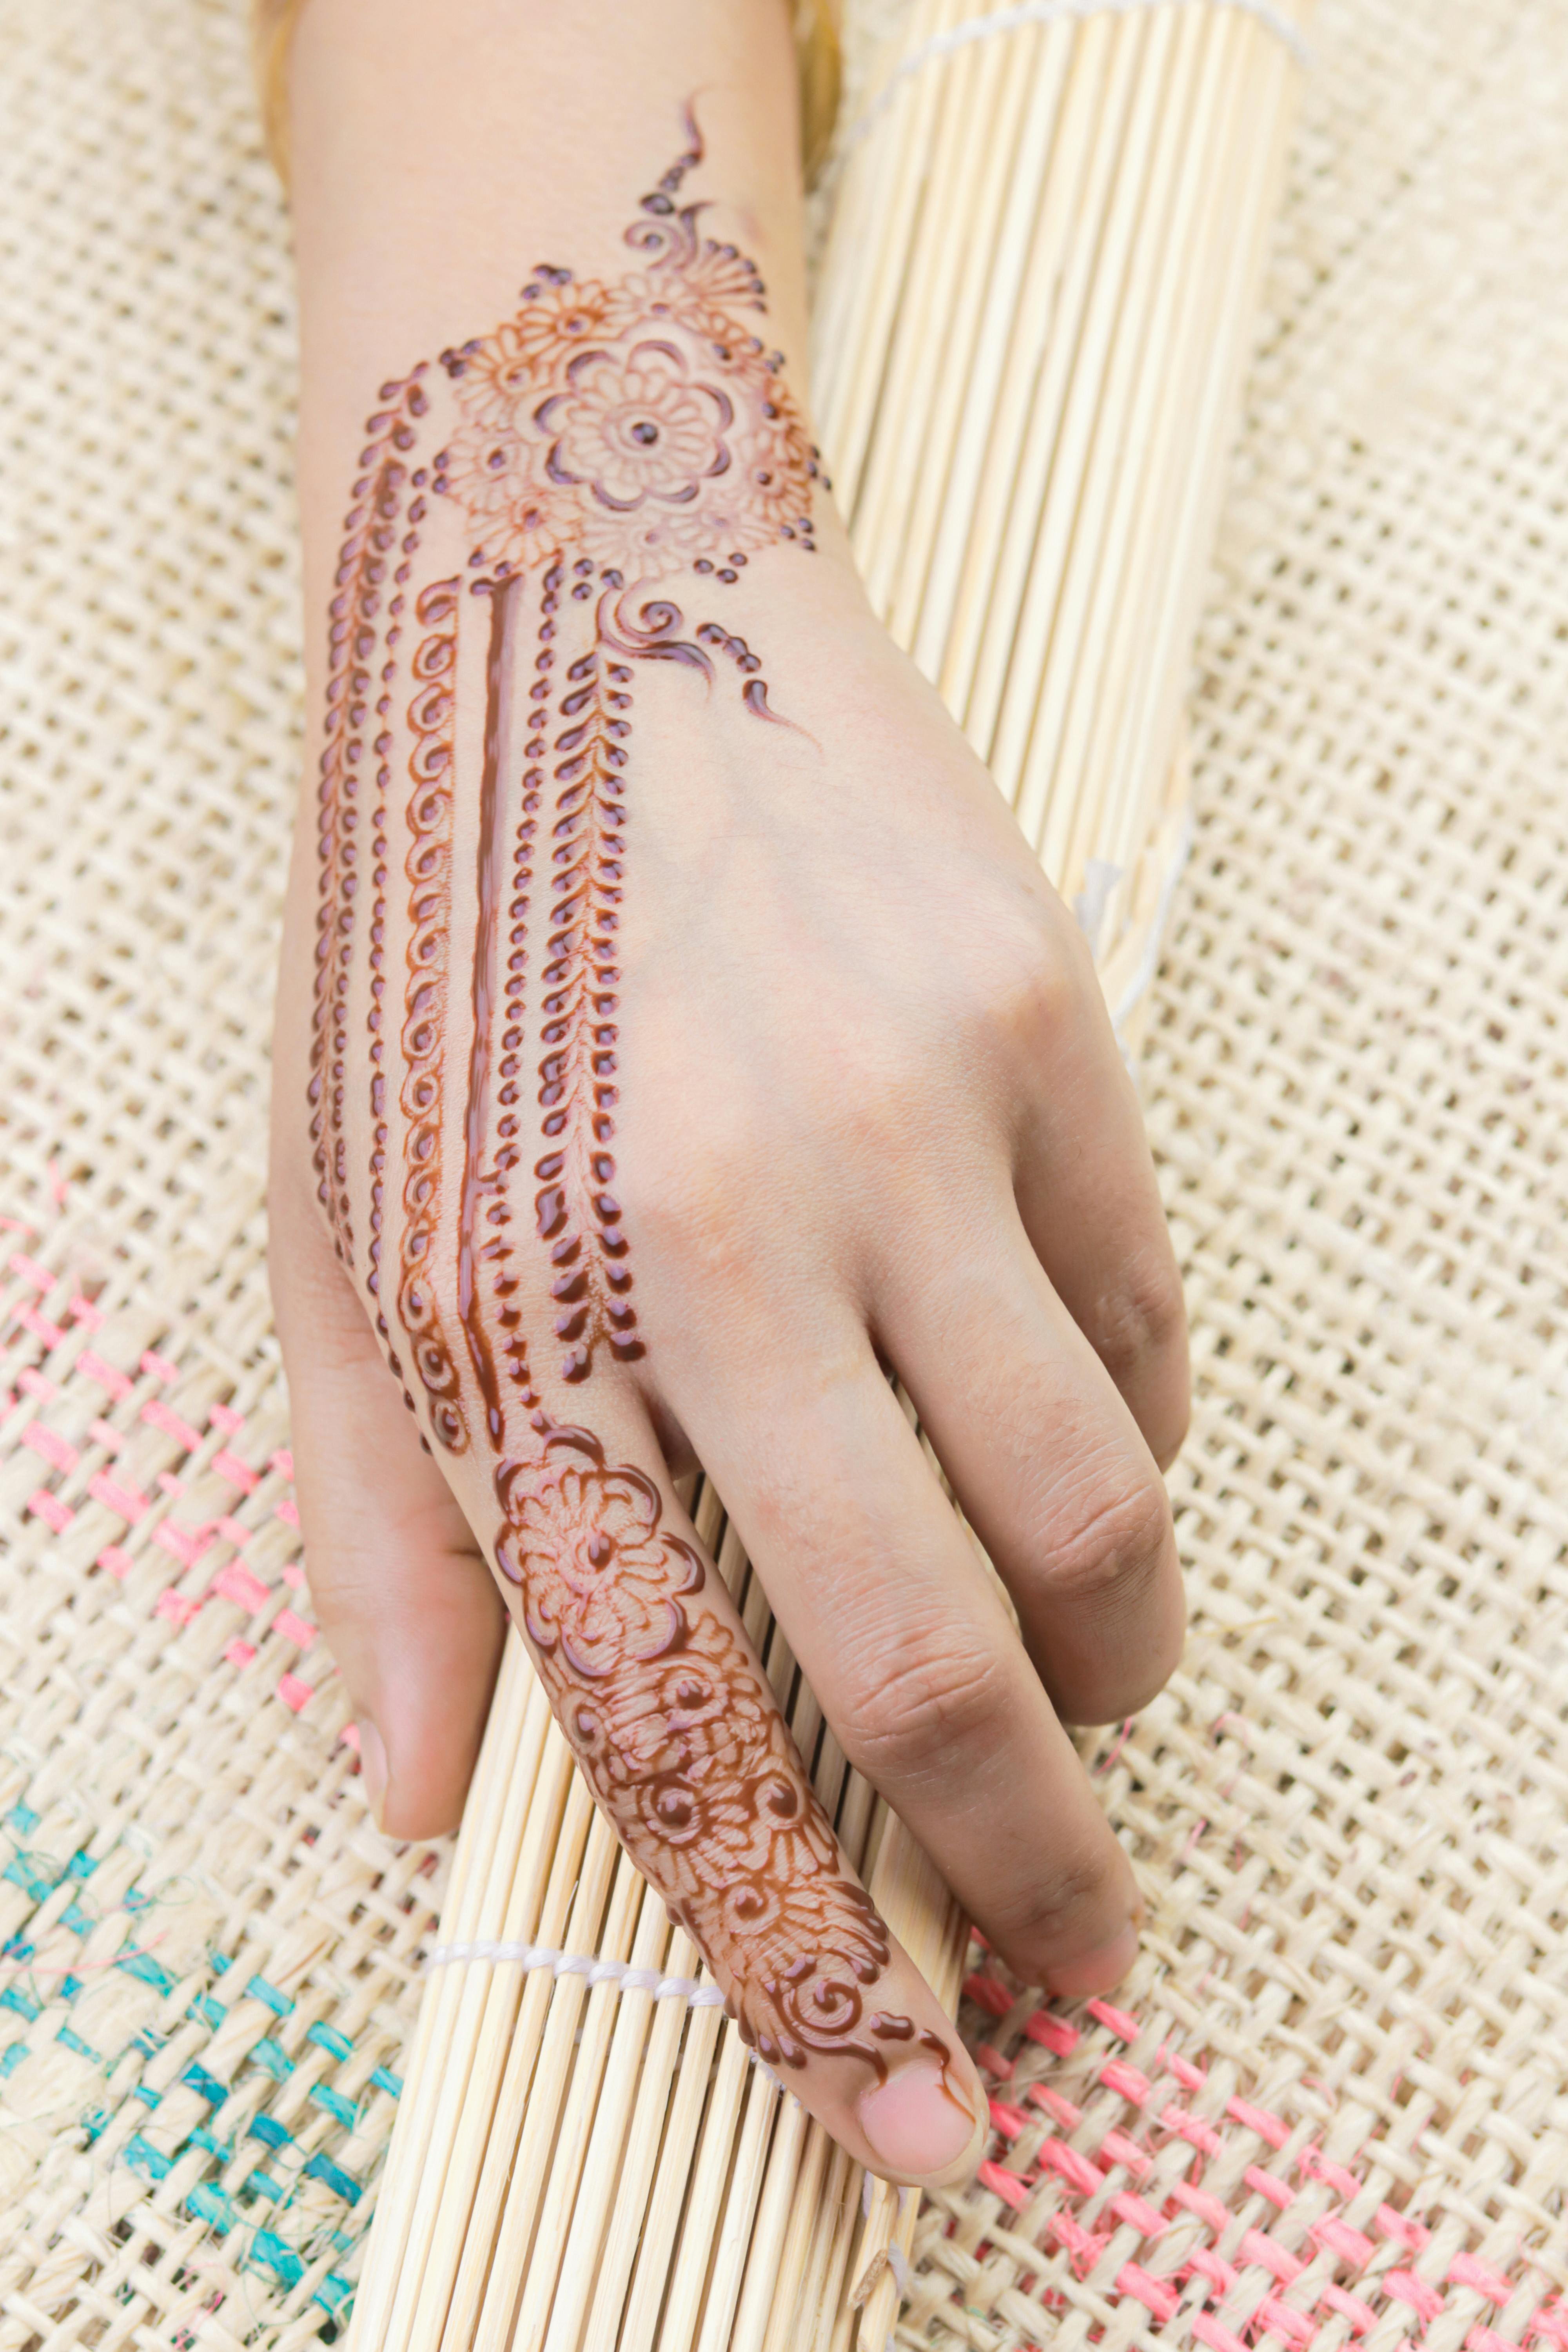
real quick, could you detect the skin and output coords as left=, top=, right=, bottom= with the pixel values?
left=270, top=0, right=1190, bottom=2190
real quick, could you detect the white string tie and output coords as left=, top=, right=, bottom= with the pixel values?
left=842, top=0, right=1311, bottom=152
left=426, top=1938, right=728, bottom=2006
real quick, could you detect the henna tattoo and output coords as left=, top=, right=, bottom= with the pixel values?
left=312, top=372, right=425, bottom=1262
left=496, top=1425, right=906, bottom=2074
left=309, top=113, right=966, bottom=2113
left=367, top=419, right=430, bottom=1406
left=695, top=619, right=800, bottom=730
left=457, top=577, right=524, bottom=1448
left=534, top=624, right=641, bottom=1384
left=399, top=574, right=468, bottom=1452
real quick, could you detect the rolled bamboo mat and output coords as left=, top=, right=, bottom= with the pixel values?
left=11, top=4, right=1568, bottom=2351
left=347, top=7, right=1308, bottom=2349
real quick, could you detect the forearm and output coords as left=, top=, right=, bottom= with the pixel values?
left=289, top=0, right=817, bottom=673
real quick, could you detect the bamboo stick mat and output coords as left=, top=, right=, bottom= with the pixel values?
left=2, top=1, right=1566, bottom=2348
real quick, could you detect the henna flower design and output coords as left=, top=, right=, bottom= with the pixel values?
left=495, top=1432, right=899, bottom=2074
left=436, top=167, right=817, bottom=582
left=546, top=338, right=732, bottom=511
left=496, top=1450, right=696, bottom=1677
left=457, top=278, right=620, bottom=428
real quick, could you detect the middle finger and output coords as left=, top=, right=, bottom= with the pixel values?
left=871, top=1178, right=1185, bottom=1729
left=673, top=1324, right=1143, bottom=1995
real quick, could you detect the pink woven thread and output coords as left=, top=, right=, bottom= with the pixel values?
left=4, top=1286, right=325, bottom=1722
left=962, top=1969, right=1552, bottom=2352
left=5, top=1266, right=1563, bottom=2316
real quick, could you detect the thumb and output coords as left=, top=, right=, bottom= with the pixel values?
left=271, top=1176, right=506, bottom=1838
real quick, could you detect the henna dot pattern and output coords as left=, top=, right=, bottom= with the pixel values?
left=312, top=368, right=427, bottom=1267
left=307, top=111, right=968, bottom=2118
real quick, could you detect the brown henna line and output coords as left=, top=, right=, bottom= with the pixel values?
left=456, top=574, right=524, bottom=1449
left=367, top=452, right=434, bottom=1416
left=693, top=619, right=808, bottom=736
left=596, top=587, right=713, bottom=683
left=313, top=371, right=426, bottom=1265
left=533, top=610, right=642, bottom=1385
left=311, top=116, right=976, bottom=2105
left=490, top=573, right=559, bottom=1411
left=398, top=573, right=469, bottom=1453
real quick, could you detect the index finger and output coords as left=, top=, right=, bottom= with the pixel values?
left=487, top=1405, right=987, bottom=2190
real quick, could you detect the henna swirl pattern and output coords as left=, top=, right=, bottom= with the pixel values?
left=398, top=574, right=468, bottom=1452
left=495, top=1427, right=907, bottom=2075
left=309, top=113, right=964, bottom=2111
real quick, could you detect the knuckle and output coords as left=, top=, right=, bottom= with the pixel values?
left=1092, top=1252, right=1189, bottom=1393
left=988, top=1844, right=1122, bottom=1965
left=838, top=1635, right=1012, bottom=1788
left=1046, top=1465, right=1173, bottom=1612
left=953, top=897, right=1097, bottom=1081
left=1002, top=899, right=1093, bottom=1027
left=618, top=1112, right=753, bottom=1268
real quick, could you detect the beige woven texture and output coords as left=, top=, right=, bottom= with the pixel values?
left=0, top=0, right=1565, bottom=2347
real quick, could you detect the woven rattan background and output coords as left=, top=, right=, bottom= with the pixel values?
left=1, top=1, right=1565, bottom=2347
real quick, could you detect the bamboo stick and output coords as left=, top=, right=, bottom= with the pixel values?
left=1114, top=20, right=1298, bottom=867
left=1034, top=10, right=1257, bottom=882
left=510, top=1857, right=648, bottom=2352
left=940, top=14, right=1135, bottom=757
left=470, top=1794, right=625, bottom=2352
left=989, top=10, right=1175, bottom=821
left=813, top=0, right=968, bottom=502
left=900, top=20, right=1075, bottom=664
left=1018, top=6, right=1195, bottom=866
left=538, top=1884, right=679, bottom=2350
left=350, top=1638, right=537, bottom=2352
left=1065, top=11, right=1246, bottom=877
left=730, top=2094, right=813, bottom=2352
left=853, top=19, right=1024, bottom=616
left=408, top=1720, right=561, bottom=2341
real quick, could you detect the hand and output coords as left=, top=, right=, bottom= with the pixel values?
left=270, top=33, right=1187, bottom=2194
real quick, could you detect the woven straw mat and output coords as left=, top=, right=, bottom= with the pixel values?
left=1, top=1, right=1566, bottom=2346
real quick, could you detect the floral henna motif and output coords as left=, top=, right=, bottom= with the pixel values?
left=435, top=123, right=817, bottom=586
left=311, top=114, right=967, bottom=2104
left=495, top=1426, right=920, bottom=2077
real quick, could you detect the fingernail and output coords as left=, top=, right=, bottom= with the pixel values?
left=857, top=2061, right=980, bottom=2184
left=1045, top=1918, right=1139, bottom=1998
left=357, top=1717, right=388, bottom=1828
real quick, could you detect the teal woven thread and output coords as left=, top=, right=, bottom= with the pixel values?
left=0, top=1802, right=405, bottom=2328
